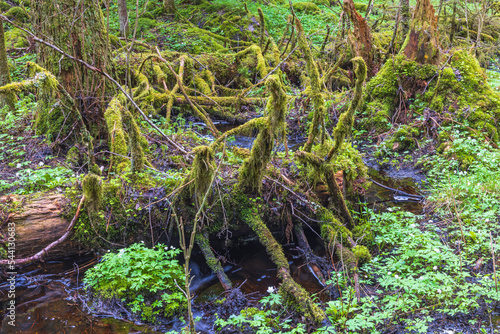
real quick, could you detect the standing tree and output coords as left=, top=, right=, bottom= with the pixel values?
left=164, top=0, right=176, bottom=14
left=30, top=0, right=113, bottom=124
left=118, top=0, right=129, bottom=37
left=0, top=18, right=15, bottom=110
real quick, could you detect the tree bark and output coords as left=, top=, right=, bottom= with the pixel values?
left=118, top=0, right=129, bottom=37
left=343, top=0, right=373, bottom=76
left=400, top=0, right=410, bottom=42
left=30, top=0, right=112, bottom=118
left=164, top=0, right=176, bottom=14
left=401, top=0, right=440, bottom=65
left=0, top=19, right=15, bottom=110
left=0, top=193, right=83, bottom=262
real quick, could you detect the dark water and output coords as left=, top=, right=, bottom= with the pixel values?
left=0, top=123, right=425, bottom=333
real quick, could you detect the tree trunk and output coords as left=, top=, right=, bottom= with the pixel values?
left=30, top=0, right=112, bottom=119
left=343, top=0, right=373, bottom=76
left=164, top=0, right=176, bottom=14
left=0, top=193, right=82, bottom=261
left=400, top=0, right=410, bottom=41
left=118, top=0, right=129, bottom=37
left=0, top=19, right=15, bottom=110
left=401, top=0, right=440, bottom=64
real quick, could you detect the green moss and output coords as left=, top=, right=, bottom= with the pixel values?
left=0, top=1, right=10, bottom=11
left=83, top=173, right=102, bottom=212
left=352, top=245, right=371, bottom=264
left=5, top=6, right=29, bottom=22
left=185, top=146, right=215, bottom=207
left=122, top=109, right=145, bottom=174
left=237, top=75, right=286, bottom=193
left=353, top=2, right=368, bottom=12
left=137, top=17, right=157, bottom=30
left=293, top=2, right=320, bottom=13
left=104, top=98, right=129, bottom=172
left=326, top=57, right=366, bottom=162
left=316, top=206, right=352, bottom=246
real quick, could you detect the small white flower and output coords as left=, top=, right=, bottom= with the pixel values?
left=437, top=289, right=442, bottom=294
left=410, top=224, right=416, bottom=228
left=337, top=273, right=341, bottom=277
left=429, top=220, right=433, bottom=223
left=38, top=161, right=44, bottom=167
left=419, top=276, right=424, bottom=280
left=149, top=114, right=152, bottom=118
left=107, top=250, right=110, bottom=252
left=118, top=254, right=122, bottom=258
left=170, top=246, right=175, bottom=250
left=434, top=248, right=440, bottom=253
left=140, top=240, right=144, bottom=243
left=485, top=219, right=490, bottom=223
left=388, top=271, right=391, bottom=276
left=16, top=163, right=21, bottom=168
left=394, top=274, right=399, bottom=279
left=164, top=247, right=168, bottom=251
left=433, top=266, right=438, bottom=271
left=267, top=286, right=275, bottom=294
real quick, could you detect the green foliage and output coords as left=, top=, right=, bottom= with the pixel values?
left=0, top=164, right=74, bottom=195
left=215, top=290, right=308, bottom=334
left=323, top=209, right=500, bottom=332
left=84, top=243, right=186, bottom=322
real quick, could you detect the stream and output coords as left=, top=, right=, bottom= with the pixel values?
left=0, top=121, right=425, bottom=333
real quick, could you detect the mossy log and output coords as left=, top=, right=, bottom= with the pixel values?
left=242, top=208, right=325, bottom=323
left=0, top=193, right=82, bottom=260
left=196, top=231, right=232, bottom=290
left=237, top=74, right=287, bottom=193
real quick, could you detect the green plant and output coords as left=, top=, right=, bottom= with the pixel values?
left=215, top=290, right=308, bottom=334
left=83, top=243, right=186, bottom=322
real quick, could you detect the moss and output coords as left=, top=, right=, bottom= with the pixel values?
left=104, top=98, right=129, bottom=172
left=237, top=75, right=286, bottom=193
left=313, top=0, right=330, bottom=5
left=0, top=1, right=9, bottom=11
left=236, top=45, right=268, bottom=80
left=139, top=12, right=154, bottom=20
left=352, top=223, right=373, bottom=245
left=137, top=17, right=157, bottom=30
left=122, top=109, right=145, bottom=174
left=5, top=6, right=29, bottom=23
left=316, top=206, right=352, bottom=246
left=326, top=57, right=366, bottom=162
left=83, top=173, right=102, bottom=212
left=293, top=2, right=321, bottom=13
left=258, top=8, right=266, bottom=49
left=196, top=231, right=232, bottom=289
left=242, top=207, right=290, bottom=270
left=352, top=245, right=371, bottom=264
left=66, top=146, right=81, bottom=166
left=185, top=146, right=215, bottom=207
left=278, top=270, right=325, bottom=323
left=295, top=16, right=324, bottom=152
left=353, top=2, right=368, bottom=12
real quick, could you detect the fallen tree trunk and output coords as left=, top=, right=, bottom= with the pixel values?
left=0, top=193, right=84, bottom=263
